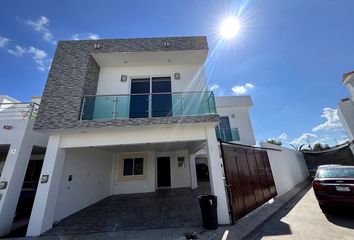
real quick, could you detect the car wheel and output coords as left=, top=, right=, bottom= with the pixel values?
left=319, top=204, right=330, bottom=213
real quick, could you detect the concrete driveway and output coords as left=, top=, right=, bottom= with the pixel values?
left=247, top=187, right=354, bottom=240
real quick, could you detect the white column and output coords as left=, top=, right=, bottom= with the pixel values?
left=205, top=127, right=230, bottom=224
left=189, top=153, right=198, bottom=189
left=27, top=135, right=66, bottom=236
left=0, top=135, right=33, bottom=236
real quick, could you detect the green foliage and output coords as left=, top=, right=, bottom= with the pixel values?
left=312, top=142, right=331, bottom=151
left=266, top=139, right=282, bottom=146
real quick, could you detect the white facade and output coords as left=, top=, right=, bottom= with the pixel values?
left=97, top=65, right=207, bottom=95
left=26, top=43, right=257, bottom=237
left=338, top=72, right=354, bottom=140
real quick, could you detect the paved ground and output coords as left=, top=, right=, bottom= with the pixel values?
left=44, top=186, right=211, bottom=235
left=246, top=187, right=354, bottom=240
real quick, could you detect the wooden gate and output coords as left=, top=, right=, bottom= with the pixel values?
left=220, top=142, right=277, bottom=223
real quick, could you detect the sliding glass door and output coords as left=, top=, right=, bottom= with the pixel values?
left=129, top=77, right=172, bottom=118
left=129, top=78, right=150, bottom=118
left=152, top=77, right=172, bottom=117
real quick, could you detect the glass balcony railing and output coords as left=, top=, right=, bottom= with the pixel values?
left=80, top=91, right=217, bottom=120
left=0, top=102, right=39, bottom=120
left=215, top=128, right=240, bottom=142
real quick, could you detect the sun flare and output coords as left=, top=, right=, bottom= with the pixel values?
left=220, top=16, right=241, bottom=39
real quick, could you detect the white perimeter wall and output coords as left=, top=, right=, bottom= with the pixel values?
left=260, top=142, right=309, bottom=196
left=96, top=65, right=207, bottom=95
left=54, top=148, right=114, bottom=221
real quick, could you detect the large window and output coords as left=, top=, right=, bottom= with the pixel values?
left=129, top=77, right=172, bottom=118
left=123, top=158, right=144, bottom=176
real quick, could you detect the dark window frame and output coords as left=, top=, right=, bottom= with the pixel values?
left=123, top=158, right=144, bottom=176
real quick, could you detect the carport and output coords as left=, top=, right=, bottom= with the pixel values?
left=31, top=140, right=213, bottom=235
left=44, top=185, right=211, bottom=235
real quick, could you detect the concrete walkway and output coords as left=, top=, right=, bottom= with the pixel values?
left=246, top=185, right=354, bottom=240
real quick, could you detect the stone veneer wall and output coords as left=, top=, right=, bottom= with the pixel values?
left=34, top=36, right=210, bottom=131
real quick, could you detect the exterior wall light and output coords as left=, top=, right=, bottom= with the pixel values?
left=0, top=181, right=8, bottom=190
left=3, top=125, right=12, bottom=130
left=41, top=175, right=49, bottom=183
left=121, top=75, right=128, bottom=82
left=174, top=73, right=181, bottom=80
left=178, top=157, right=185, bottom=167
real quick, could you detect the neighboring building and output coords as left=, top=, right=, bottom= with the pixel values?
left=338, top=71, right=354, bottom=140
left=215, top=95, right=256, bottom=146
left=0, top=96, right=48, bottom=236
left=0, top=37, right=255, bottom=237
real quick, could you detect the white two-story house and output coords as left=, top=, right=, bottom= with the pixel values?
left=0, top=36, right=257, bottom=237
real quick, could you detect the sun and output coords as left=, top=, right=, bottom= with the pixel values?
left=220, top=16, right=241, bottom=39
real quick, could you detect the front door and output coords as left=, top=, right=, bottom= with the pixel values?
left=157, top=157, right=171, bottom=188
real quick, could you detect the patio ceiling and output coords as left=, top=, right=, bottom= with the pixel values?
left=90, top=140, right=206, bottom=154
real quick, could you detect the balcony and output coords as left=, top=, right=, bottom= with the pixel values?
left=215, top=128, right=240, bottom=142
left=80, top=91, right=217, bottom=120
left=0, top=102, right=39, bottom=120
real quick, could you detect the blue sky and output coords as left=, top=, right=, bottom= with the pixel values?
left=0, top=0, right=353, bottom=148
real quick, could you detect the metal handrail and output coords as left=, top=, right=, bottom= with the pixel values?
left=0, top=102, right=39, bottom=120
left=80, top=91, right=217, bottom=120
left=82, top=90, right=214, bottom=98
left=216, top=128, right=240, bottom=142
left=0, top=102, right=39, bottom=106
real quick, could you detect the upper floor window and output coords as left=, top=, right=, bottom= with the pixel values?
left=130, top=77, right=172, bottom=118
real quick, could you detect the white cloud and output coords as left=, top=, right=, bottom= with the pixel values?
left=25, top=16, right=55, bottom=44
left=88, top=33, right=99, bottom=40
left=232, top=83, right=254, bottom=95
left=0, top=36, right=10, bottom=48
left=7, top=45, right=26, bottom=57
left=278, top=133, right=288, bottom=142
left=290, top=133, right=317, bottom=146
left=71, top=33, right=100, bottom=40
left=7, top=45, right=49, bottom=71
left=72, top=34, right=79, bottom=40
left=312, top=107, right=343, bottom=132
left=210, top=84, right=219, bottom=91
left=27, top=46, right=48, bottom=71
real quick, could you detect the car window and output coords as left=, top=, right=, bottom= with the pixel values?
left=318, top=168, right=354, bottom=178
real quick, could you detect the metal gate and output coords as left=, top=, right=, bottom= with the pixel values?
left=220, top=142, right=277, bottom=223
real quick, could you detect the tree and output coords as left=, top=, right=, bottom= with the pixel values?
left=290, top=143, right=305, bottom=151
left=266, top=139, right=282, bottom=146
left=312, top=142, right=331, bottom=151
